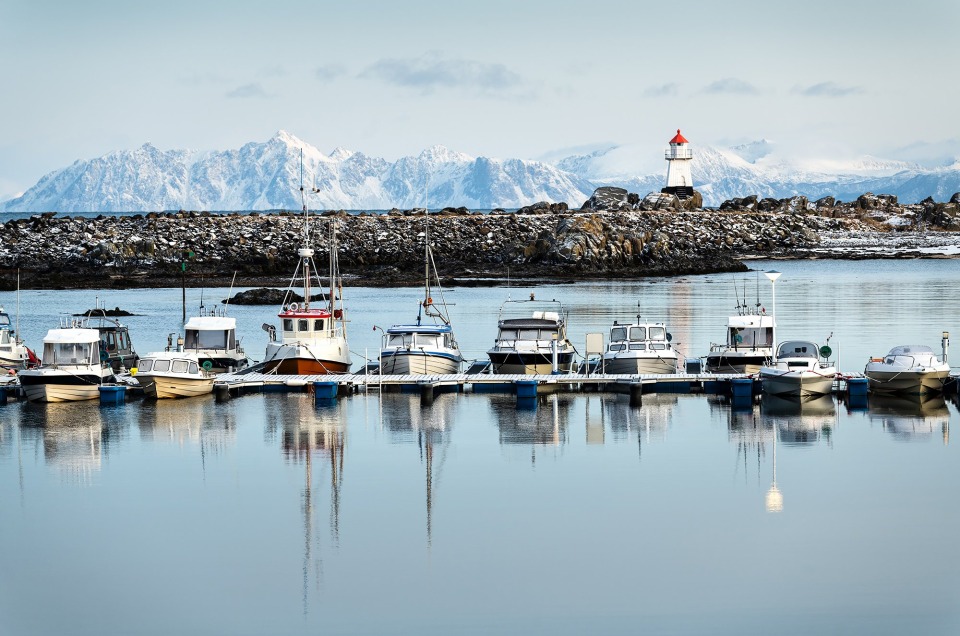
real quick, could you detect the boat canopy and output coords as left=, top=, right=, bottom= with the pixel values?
left=776, top=341, right=819, bottom=359
left=42, top=328, right=100, bottom=344
left=499, top=318, right=561, bottom=329
left=184, top=316, right=237, bottom=331
left=886, top=345, right=934, bottom=356
left=387, top=324, right=452, bottom=334
left=728, top=315, right=774, bottom=329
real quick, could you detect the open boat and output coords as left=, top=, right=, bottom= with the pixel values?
left=601, top=313, right=680, bottom=375
left=379, top=214, right=462, bottom=375
left=758, top=340, right=837, bottom=398
left=18, top=326, right=116, bottom=402
left=262, top=155, right=351, bottom=375
left=487, top=298, right=576, bottom=375
left=864, top=345, right=950, bottom=395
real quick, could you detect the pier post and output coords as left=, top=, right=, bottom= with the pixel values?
left=314, top=381, right=338, bottom=404
left=0, top=386, right=7, bottom=405
left=214, top=384, right=230, bottom=402
left=419, top=381, right=435, bottom=406
left=629, top=382, right=643, bottom=407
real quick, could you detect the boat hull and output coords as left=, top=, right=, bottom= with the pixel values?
left=864, top=369, right=949, bottom=395
left=759, top=371, right=834, bottom=398
left=379, top=351, right=461, bottom=375
left=19, top=373, right=105, bottom=403
left=262, top=340, right=351, bottom=375
left=602, top=355, right=678, bottom=375
left=487, top=351, right=576, bottom=375
left=138, top=374, right=215, bottom=399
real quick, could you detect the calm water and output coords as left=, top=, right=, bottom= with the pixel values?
left=2, top=259, right=960, bottom=635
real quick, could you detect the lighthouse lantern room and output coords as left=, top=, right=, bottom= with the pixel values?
left=662, top=129, right=693, bottom=200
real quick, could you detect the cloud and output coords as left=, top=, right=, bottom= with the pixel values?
left=643, top=82, right=679, bottom=97
left=226, top=83, right=269, bottom=99
left=315, top=64, right=346, bottom=82
left=359, top=54, right=523, bottom=95
left=796, top=81, right=863, bottom=97
left=701, top=78, right=759, bottom=95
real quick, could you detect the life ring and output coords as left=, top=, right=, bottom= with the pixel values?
left=288, top=302, right=299, bottom=311
left=202, top=360, right=214, bottom=371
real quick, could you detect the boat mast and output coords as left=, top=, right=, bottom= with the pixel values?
left=300, top=149, right=312, bottom=311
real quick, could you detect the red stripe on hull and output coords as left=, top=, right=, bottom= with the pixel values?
left=262, top=358, right=350, bottom=375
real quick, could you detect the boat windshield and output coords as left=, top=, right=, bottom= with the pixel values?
left=0, top=314, right=9, bottom=327
left=43, top=342, right=96, bottom=365
left=611, top=327, right=627, bottom=342
left=776, top=341, right=818, bottom=359
left=629, top=327, right=646, bottom=341
left=186, top=329, right=233, bottom=350
left=649, top=327, right=666, bottom=341
left=387, top=334, right=412, bottom=348
left=728, top=326, right=773, bottom=348
left=172, top=359, right=190, bottom=373
left=139, top=359, right=154, bottom=372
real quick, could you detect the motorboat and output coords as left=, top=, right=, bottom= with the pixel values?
left=262, top=164, right=351, bottom=375
left=134, top=349, right=215, bottom=399
left=705, top=313, right=774, bottom=374
left=0, top=305, right=37, bottom=369
left=759, top=340, right=837, bottom=398
left=183, top=311, right=248, bottom=373
left=379, top=215, right=462, bottom=375
left=82, top=308, right=139, bottom=373
left=18, top=327, right=116, bottom=402
left=601, top=319, right=680, bottom=375
left=864, top=345, right=950, bottom=395
left=487, top=299, right=576, bottom=375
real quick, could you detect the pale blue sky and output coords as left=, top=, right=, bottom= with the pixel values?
left=1, top=0, right=957, bottom=199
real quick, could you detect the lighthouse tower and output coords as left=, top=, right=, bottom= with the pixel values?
left=662, top=129, right=693, bottom=200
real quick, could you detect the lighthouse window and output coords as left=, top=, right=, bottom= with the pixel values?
left=629, top=327, right=647, bottom=341
left=298, top=319, right=309, bottom=332
left=283, top=319, right=294, bottom=332
left=314, top=319, right=325, bottom=331
left=610, top=327, right=627, bottom=342
left=649, top=327, right=666, bottom=341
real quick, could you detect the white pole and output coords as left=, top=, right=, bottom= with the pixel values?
left=765, top=271, right=782, bottom=359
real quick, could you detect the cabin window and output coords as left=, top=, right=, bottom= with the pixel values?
left=283, top=319, right=294, bottom=332
left=118, top=331, right=127, bottom=350
left=610, top=327, right=627, bottom=342
left=416, top=334, right=441, bottom=348
left=139, top=359, right=154, bottom=372
left=444, top=334, right=452, bottom=347
left=387, top=334, right=412, bottom=348
left=314, top=319, right=325, bottom=331
left=190, top=329, right=227, bottom=349
left=0, top=314, right=9, bottom=326
left=298, top=319, right=309, bottom=332
left=629, top=343, right=647, bottom=351
left=172, top=360, right=189, bottom=373
left=498, top=329, right=518, bottom=341
left=609, top=343, right=626, bottom=352
left=650, top=343, right=666, bottom=350
left=102, top=332, right=117, bottom=352
left=189, top=362, right=199, bottom=374
left=629, top=326, right=647, bottom=341
left=154, top=359, right=171, bottom=372
left=45, top=342, right=95, bottom=364
left=519, top=329, right=540, bottom=341
left=649, top=327, right=666, bottom=341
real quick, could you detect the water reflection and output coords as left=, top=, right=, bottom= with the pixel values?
left=138, top=396, right=236, bottom=458
left=869, top=394, right=951, bottom=444
left=16, top=402, right=106, bottom=484
left=489, top=394, right=571, bottom=448
left=762, top=394, right=836, bottom=446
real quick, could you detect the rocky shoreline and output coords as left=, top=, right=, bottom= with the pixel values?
left=1, top=188, right=959, bottom=290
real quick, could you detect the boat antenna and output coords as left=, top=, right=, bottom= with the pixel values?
left=15, top=268, right=20, bottom=342
left=224, top=271, right=237, bottom=312
left=732, top=278, right=741, bottom=315
left=755, top=270, right=761, bottom=314
left=419, top=172, right=430, bottom=326
left=636, top=300, right=642, bottom=324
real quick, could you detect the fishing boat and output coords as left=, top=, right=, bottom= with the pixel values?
left=135, top=343, right=215, bottom=399
left=601, top=312, right=680, bottom=375
left=379, top=214, right=462, bottom=375
left=705, top=278, right=775, bottom=374
left=487, top=298, right=576, bottom=375
left=262, top=155, right=351, bottom=375
left=758, top=340, right=837, bottom=398
left=0, top=305, right=36, bottom=369
left=183, top=309, right=248, bottom=373
left=82, top=308, right=139, bottom=373
left=18, top=326, right=116, bottom=402
left=864, top=345, right=950, bottom=395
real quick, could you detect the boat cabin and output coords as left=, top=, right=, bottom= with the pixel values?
left=279, top=308, right=334, bottom=340
left=496, top=312, right=564, bottom=345
left=776, top=341, right=819, bottom=360
left=727, top=315, right=774, bottom=349
left=138, top=355, right=202, bottom=376
left=184, top=316, right=238, bottom=352
left=385, top=324, right=454, bottom=350
left=41, top=329, right=101, bottom=367
left=607, top=323, right=670, bottom=353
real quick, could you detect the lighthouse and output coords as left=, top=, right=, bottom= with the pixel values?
left=662, top=129, right=693, bottom=200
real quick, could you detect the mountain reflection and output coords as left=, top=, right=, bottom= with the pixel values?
left=868, top=394, right=951, bottom=444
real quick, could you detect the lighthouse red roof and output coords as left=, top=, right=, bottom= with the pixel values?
left=669, top=129, right=689, bottom=144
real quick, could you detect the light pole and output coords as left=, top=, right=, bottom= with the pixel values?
left=764, top=270, right=782, bottom=357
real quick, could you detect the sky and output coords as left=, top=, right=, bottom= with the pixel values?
left=1, top=0, right=958, bottom=200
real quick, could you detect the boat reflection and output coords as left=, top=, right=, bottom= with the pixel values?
left=602, top=393, right=678, bottom=460
left=16, top=401, right=107, bottom=484
left=489, top=393, right=572, bottom=449
left=138, top=395, right=236, bottom=457
left=868, top=394, right=950, bottom=444
left=761, top=394, right=836, bottom=446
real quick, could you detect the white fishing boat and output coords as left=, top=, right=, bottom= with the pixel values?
left=705, top=313, right=775, bottom=374
left=82, top=308, right=139, bottom=373
left=135, top=349, right=215, bottom=399
left=262, top=157, right=351, bottom=375
left=759, top=340, right=837, bottom=398
left=864, top=345, right=950, bottom=395
left=0, top=305, right=36, bottom=369
left=18, top=327, right=115, bottom=402
left=487, top=298, right=576, bottom=375
left=379, top=214, right=462, bottom=375
left=601, top=316, right=680, bottom=375
left=183, top=311, right=248, bottom=373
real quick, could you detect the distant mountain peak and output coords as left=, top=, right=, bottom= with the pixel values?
left=419, top=144, right=473, bottom=164
left=329, top=146, right=354, bottom=161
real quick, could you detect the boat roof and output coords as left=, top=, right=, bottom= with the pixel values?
left=184, top=316, right=236, bottom=331
left=728, top=315, right=774, bottom=328
left=611, top=322, right=666, bottom=329
left=43, top=328, right=100, bottom=344
left=141, top=350, right=200, bottom=361
left=776, top=340, right=819, bottom=358
left=279, top=308, right=332, bottom=318
left=387, top=324, right=452, bottom=334
left=499, top=318, right=561, bottom=329
left=886, top=345, right=935, bottom=356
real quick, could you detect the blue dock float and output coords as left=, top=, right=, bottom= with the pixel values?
left=515, top=380, right=538, bottom=398
left=313, top=381, right=338, bottom=403
left=0, top=385, right=7, bottom=405
left=99, top=384, right=126, bottom=405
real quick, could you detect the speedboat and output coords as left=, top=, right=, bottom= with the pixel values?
left=705, top=313, right=775, bottom=374
left=183, top=311, right=248, bottom=373
left=0, top=305, right=36, bottom=369
left=487, top=299, right=576, bottom=375
left=758, top=340, right=837, bottom=398
left=262, top=159, right=351, bottom=375
left=135, top=349, right=215, bottom=399
left=601, top=320, right=680, bottom=375
left=18, top=327, right=116, bottom=402
left=379, top=217, right=462, bottom=375
left=864, top=345, right=950, bottom=395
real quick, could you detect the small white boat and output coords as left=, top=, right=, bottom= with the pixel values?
left=18, top=328, right=115, bottom=402
left=487, top=300, right=576, bottom=375
left=759, top=340, right=837, bottom=398
left=601, top=320, right=680, bottom=375
left=0, top=305, right=36, bottom=369
left=705, top=313, right=775, bottom=374
left=864, top=345, right=950, bottom=395
left=183, top=312, right=248, bottom=373
left=135, top=350, right=215, bottom=399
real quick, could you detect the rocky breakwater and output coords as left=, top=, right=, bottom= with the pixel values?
left=0, top=202, right=867, bottom=290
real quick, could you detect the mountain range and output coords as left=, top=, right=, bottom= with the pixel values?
left=2, top=131, right=959, bottom=212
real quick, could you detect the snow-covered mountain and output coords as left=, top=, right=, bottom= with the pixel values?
left=2, top=132, right=959, bottom=212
